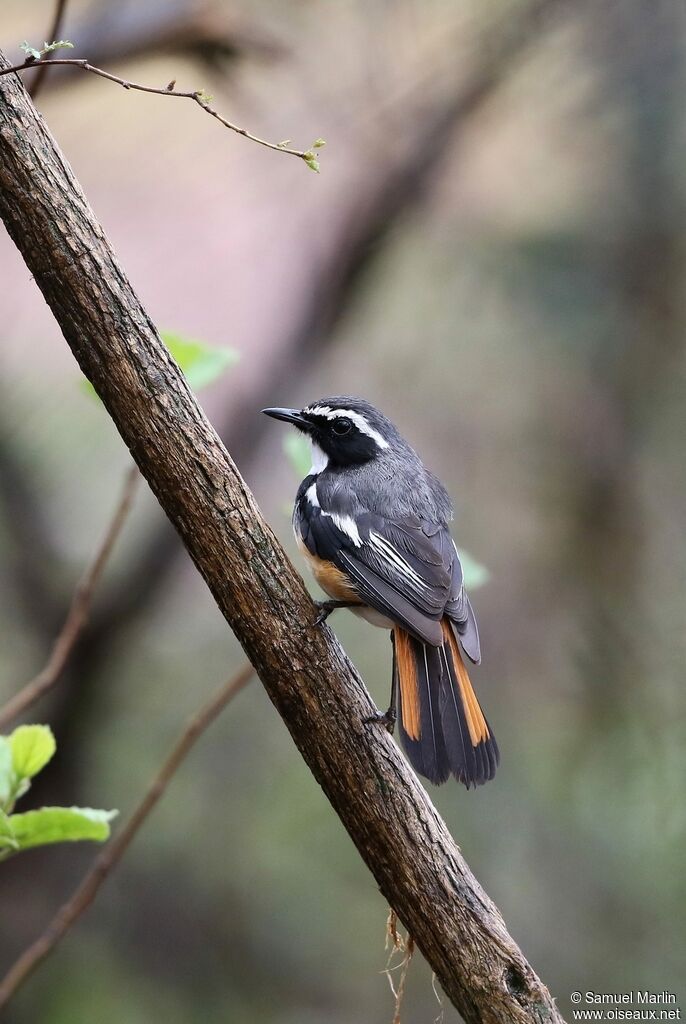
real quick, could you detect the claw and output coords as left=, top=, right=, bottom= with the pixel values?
left=364, top=707, right=397, bottom=736
left=314, top=606, right=330, bottom=626
left=313, top=599, right=361, bottom=626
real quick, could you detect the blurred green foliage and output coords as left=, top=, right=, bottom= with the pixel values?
left=159, top=331, right=238, bottom=391
left=82, top=331, right=237, bottom=399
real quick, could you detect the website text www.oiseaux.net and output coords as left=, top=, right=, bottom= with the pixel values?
left=570, top=992, right=681, bottom=1021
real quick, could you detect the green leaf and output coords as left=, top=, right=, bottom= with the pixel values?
left=160, top=331, right=238, bottom=390
left=9, top=725, right=56, bottom=780
left=20, top=42, right=42, bottom=60
left=312, top=138, right=327, bottom=149
left=80, top=378, right=98, bottom=400
left=283, top=433, right=311, bottom=479
left=0, top=739, right=13, bottom=807
left=0, top=811, right=17, bottom=851
left=9, top=807, right=117, bottom=851
left=42, top=40, right=74, bottom=54
left=20, top=39, right=73, bottom=60
left=458, top=550, right=490, bottom=591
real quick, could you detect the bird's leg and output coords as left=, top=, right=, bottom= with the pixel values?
left=365, top=703, right=397, bottom=735
left=314, top=599, right=361, bottom=625
left=364, top=633, right=397, bottom=735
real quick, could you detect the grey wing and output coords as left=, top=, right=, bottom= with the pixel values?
left=296, top=498, right=447, bottom=643
left=444, top=542, right=481, bottom=664
left=335, top=516, right=454, bottom=646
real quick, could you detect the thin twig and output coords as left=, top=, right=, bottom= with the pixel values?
left=0, top=464, right=139, bottom=730
left=28, top=0, right=69, bottom=100
left=1, top=56, right=317, bottom=164
left=0, top=661, right=253, bottom=1008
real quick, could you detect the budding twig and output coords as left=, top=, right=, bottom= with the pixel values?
left=1, top=54, right=323, bottom=169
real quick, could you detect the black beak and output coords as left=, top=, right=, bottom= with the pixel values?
left=261, top=407, right=310, bottom=429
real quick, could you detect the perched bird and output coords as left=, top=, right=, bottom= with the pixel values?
left=263, top=397, right=498, bottom=788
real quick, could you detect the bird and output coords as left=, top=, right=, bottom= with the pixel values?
left=262, top=397, right=498, bottom=788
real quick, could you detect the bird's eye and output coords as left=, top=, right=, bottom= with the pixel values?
left=331, top=417, right=352, bottom=436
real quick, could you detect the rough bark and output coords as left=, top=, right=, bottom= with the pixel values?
left=0, top=52, right=564, bottom=1024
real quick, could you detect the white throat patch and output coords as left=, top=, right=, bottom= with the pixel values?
left=309, top=441, right=329, bottom=475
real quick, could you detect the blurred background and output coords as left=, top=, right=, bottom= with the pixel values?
left=1, top=0, right=685, bottom=1021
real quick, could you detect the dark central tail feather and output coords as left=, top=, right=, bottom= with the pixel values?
left=393, top=623, right=499, bottom=788
left=393, top=629, right=450, bottom=784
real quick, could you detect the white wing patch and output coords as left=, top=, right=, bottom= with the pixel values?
left=302, top=477, right=361, bottom=546
left=368, top=532, right=432, bottom=592
left=327, top=512, right=362, bottom=546
left=305, top=405, right=390, bottom=451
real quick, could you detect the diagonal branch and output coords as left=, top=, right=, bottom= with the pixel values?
left=0, top=465, right=139, bottom=730
left=0, top=661, right=253, bottom=1007
left=0, top=47, right=564, bottom=1024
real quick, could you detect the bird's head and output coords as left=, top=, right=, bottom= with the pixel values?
left=262, top=396, right=398, bottom=469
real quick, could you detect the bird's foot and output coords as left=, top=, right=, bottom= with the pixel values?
left=364, top=707, right=397, bottom=735
left=314, top=599, right=360, bottom=625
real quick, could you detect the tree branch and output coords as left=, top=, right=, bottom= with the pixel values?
left=0, top=464, right=139, bottom=730
left=0, top=662, right=253, bottom=1007
left=0, top=49, right=564, bottom=1024
left=2, top=56, right=320, bottom=166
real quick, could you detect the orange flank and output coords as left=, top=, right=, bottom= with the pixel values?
left=298, top=542, right=360, bottom=602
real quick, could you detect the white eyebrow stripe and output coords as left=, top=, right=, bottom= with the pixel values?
left=304, top=405, right=390, bottom=450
